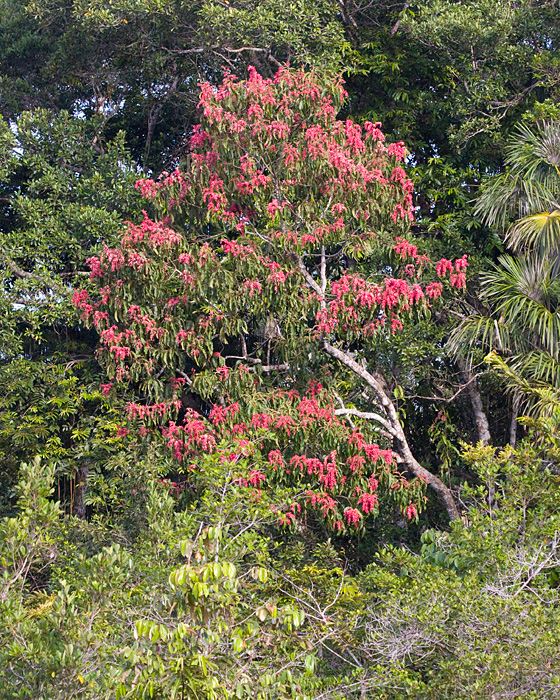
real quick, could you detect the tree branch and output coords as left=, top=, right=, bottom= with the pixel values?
left=223, top=355, right=290, bottom=373
left=292, top=252, right=323, bottom=302
left=323, top=341, right=460, bottom=521
left=334, top=407, right=395, bottom=439
left=1, top=254, right=67, bottom=295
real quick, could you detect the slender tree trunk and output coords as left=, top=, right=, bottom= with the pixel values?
left=456, top=357, right=491, bottom=445
left=323, top=341, right=460, bottom=521
left=509, top=394, right=520, bottom=448
left=72, top=463, right=89, bottom=519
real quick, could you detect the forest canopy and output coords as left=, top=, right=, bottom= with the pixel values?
left=2, top=1, right=560, bottom=698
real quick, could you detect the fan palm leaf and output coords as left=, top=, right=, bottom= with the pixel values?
left=476, top=170, right=560, bottom=232
left=485, top=351, right=560, bottom=419
left=450, top=256, right=560, bottom=359
left=475, top=120, right=560, bottom=254
left=506, top=210, right=560, bottom=253
left=510, top=350, right=560, bottom=388
left=482, top=255, right=560, bottom=356
left=449, top=255, right=560, bottom=418
left=447, top=313, right=516, bottom=360
left=458, top=122, right=560, bottom=416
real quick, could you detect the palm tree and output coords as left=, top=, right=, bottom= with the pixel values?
left=450, top=120, right=560, bottom=425
left=449, top=255, right=560, bottom=391
left=475, top=120, right=560, bottom=256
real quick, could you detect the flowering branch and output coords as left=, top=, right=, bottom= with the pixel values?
left=78, top=66, right=468, bottom=528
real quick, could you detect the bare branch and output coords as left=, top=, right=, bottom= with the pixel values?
left=177, top=370, right=193, bottom=386
left=323, top=341, right=459, bottom=520
left=292, top=252, right=323, bottom=301
left=223, top=355, right=290, bottom=373
left=334, top=407, right=395, bottom=439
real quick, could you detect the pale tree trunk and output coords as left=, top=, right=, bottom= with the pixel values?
left=456, top=357, right=491, bottom=445
left=509, top=394, right=520, bottom=448
left=323, top=342, right=460, bottom=521
left=72, top=463, right=89, bottom=520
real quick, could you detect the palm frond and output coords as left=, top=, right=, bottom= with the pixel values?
left=506, top=209, right=560, bottom=254
left=447, top=313, right=519, bottom=361
left=510, top=350, right=560, bottom=388
left=485, top=351, right=560, bottom=419
left=517, top=175, right=560, bottom=213
left=475, top=120, right=560, bottom=250
left=480, top=256, right=560, bottom=356
left=475, top=171, right=559, bottom=227
left=506, top=121, right=560, bottom=176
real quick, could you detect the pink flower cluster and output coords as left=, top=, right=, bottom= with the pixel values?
left=135, top=168, right=189, bottom=203
left=162, top=409, right=217, bottom=461
left=127, top=399, right=181, bottom=421
left=344, top=507, right=361, bottom=527
left=436, top=255, right=468, bottom=289
left=123, top=211, right=182, bottom=249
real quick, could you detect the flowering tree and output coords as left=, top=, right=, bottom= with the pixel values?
left=76, top=67, right=467, bottom=523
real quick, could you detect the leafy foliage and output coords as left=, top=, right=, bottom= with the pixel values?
left=452, top=120, right=560, bottom=416
left=2, top=2, right=560, bottom=697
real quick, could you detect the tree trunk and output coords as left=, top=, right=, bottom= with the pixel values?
left=509, top=394, right=520, bottom=448
left=72, top=463, right=89, bottom=519
left=323, top=342, right=460, bottom=521
left=456, top=357, right=491, bottom=445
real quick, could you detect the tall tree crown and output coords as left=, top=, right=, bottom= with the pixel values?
left=76, top=68, right=467, bottom=525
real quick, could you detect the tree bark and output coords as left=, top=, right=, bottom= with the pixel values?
left=456, top=357, right=491, bottom=445
left=509, top=394, right=520, bottom=448
left=72, top=463, right=89, bottom=520
left=323, top=341, right=460, bottom=521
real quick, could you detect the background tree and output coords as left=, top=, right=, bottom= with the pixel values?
left=0, top=110, right=143, bottom=511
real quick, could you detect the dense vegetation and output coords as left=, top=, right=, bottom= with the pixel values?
left=2, top=1, right=560, bottom=697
